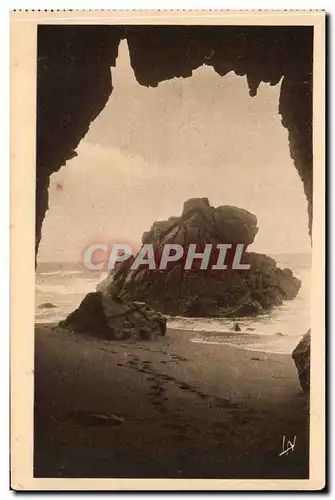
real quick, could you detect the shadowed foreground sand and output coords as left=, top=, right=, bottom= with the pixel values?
left=34, top=324, right=309, bottom=479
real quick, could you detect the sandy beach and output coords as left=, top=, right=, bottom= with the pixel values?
left=34, top=324, right=309, bottom=479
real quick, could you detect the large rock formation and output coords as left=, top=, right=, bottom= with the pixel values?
left=142, top=198, right=258, bottom=248
left=292, top=330, right=311, bottom=391
left=100, top=198, right=301, bottom=318
left=59, top=292, right=167, bottom=340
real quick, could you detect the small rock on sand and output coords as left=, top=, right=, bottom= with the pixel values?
left=292, top=330, right=310, bottom=391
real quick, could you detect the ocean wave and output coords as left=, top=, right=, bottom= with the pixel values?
left=167, top=317, right=272, bottom=336
left=38, top=270, right=85, bottom=277
left=60, top=270, right=85, bottom=276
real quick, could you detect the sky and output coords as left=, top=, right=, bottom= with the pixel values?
left=38, top=40, right=311, bottom=263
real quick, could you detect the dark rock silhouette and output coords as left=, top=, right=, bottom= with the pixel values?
left=292, top=330, right=310, bottom=391
left=59, top=292, right=166, bottom=340
left=38, top=302, right=57, bottom=309
left=100, top=198, right=301, bottom=318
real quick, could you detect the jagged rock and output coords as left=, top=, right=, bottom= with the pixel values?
left=99, top=198, right=301, bottom=318
left=180, top=296, right=216, bottom=317
left=38, top=302, right=57, bottom=309
left=59, top=292, right=167, bottom=340
left=225, top=299, right=262, bottom=318
left=143, top=197, right=258, bottom=249
left=35, top=27, right=313, bottom=263
left=292, top=330, right=310, bottom=391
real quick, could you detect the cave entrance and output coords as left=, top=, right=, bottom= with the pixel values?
left=38, top=39, right=310, bottom=270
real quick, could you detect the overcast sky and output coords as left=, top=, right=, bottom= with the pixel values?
left=38, top=40, right=310, bottom=263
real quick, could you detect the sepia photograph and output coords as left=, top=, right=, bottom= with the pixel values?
left=10, top=10, right=326, bottom=490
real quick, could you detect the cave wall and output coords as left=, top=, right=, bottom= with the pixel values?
left=36, top=25, right=313, bottom=258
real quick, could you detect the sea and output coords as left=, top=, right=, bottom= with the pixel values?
left=35, top=253, right=311, bottom=355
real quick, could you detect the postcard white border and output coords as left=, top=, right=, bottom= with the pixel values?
left=10, top=10, right=325, bottom=491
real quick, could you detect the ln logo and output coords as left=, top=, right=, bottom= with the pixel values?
left=279, top=435, right=297, bottom=456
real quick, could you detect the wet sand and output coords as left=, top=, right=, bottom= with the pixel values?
left=34, top=324, right=309, bottom=479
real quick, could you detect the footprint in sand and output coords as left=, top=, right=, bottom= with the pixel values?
left=170, top=354, right=188, bottom=362
left=188, top=388, right=199, bottom=394
left=160, top=374, right=175, bottom=382
left=151, top=382, right=164, bottom=389
left=195, top=391, right=209, bottom=400
left=149, top=389, right=165, bottom=397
